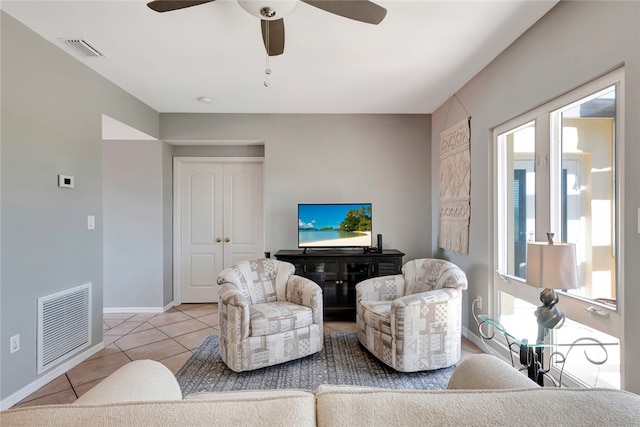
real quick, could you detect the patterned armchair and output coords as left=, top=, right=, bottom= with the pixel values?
left=217, top=258, right=323, bottom=372
left=356, top=258, right=468, bottom=372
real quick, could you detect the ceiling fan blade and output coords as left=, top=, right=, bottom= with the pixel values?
left=261, top=19, right=285, bottom=57
left=147, top=0, right=215, bottom=13
left=301, top=0, right=387, bottom=24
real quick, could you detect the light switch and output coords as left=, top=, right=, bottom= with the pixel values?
left=88, top=215, right=95, bottom=230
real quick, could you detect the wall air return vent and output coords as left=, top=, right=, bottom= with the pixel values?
left=60, top=38, right=107, bottom=57
left=37, top=283, right=92, bottom=374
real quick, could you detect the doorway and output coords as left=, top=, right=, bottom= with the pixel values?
left=173, top=157, right=264, bottom=303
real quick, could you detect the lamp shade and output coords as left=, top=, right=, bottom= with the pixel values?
left=526, top=241, right=578, bottom=290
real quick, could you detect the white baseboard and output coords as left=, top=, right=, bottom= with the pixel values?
left=0, top=342, right=105, bottom=411
left=462, top=325, right=512, bottom=365
left=462, top=325, right=486, bottom=351
left=103, top=301, right=174, bottom=314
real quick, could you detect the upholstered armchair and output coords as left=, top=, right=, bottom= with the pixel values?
left=217, top=258, right=323, bottom=372
left=356, top=258, right=468, bottom=372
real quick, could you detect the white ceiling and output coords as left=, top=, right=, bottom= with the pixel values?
left=2, top=0, right=557, bottom=114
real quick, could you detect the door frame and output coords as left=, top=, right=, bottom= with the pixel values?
left=173, top=157, right=265, bottom=306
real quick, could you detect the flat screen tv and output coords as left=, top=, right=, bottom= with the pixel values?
left=298, top=203, right=372, bottom=249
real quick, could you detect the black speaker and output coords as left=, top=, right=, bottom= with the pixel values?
left=376, top=234, right=383, bottom=253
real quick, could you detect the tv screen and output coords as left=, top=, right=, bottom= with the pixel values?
left=298, top=203, right=372, bottom=248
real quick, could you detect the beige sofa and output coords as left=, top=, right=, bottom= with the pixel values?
left=2, top=354, right=639, bottom=426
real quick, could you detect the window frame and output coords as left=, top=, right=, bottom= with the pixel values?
left=491, top=68, right=625, bottom=385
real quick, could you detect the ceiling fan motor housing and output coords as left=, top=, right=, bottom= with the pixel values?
left=238, top=0, right=298, bottom=20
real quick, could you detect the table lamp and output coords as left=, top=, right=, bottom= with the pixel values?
left=526, top=233, right=578, bottom=344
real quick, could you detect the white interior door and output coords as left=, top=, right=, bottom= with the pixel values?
left=179, top=161, right=223, bottom=303
left=223, top=162, right=264, bottom=266
left=175, top=158, right=264, bottom=304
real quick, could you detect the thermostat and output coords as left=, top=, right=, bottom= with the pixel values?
left=58, top=174, right=74, bottom=188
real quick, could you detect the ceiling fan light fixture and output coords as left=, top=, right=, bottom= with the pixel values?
left=237, top=0, right=298, bottom=20
left=260, top=7, right=276, bottom=18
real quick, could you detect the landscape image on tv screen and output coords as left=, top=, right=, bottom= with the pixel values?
left=298, top=203, right=372, bottom=248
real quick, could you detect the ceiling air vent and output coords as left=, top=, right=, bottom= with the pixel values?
left=60, top=38, right=106, bottom=58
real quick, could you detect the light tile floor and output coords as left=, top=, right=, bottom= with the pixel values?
left=12, top=304, right=483, bottom=408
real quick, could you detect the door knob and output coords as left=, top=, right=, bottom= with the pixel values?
left=216, top=237, right=222, bottom=243
left=224, top=237, right=230, bottom=243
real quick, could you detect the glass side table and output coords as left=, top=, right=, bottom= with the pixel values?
left=476, top=314, right=618, bottom=386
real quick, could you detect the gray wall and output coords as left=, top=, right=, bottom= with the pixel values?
left=1, top=12, right=159, bottom=401
left=161, top=114, right=432, bottom=262
left=103, top=140, right=172, bottom=310
left=431, top=1, right=640, bottom=392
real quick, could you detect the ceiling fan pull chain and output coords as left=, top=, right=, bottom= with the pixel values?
left=264, top=54, right=271, bottom=87
left=264, top=21, right=271, bottom=87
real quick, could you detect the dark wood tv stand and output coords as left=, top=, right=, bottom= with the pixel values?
left=274, top=249, right=404, bottom=318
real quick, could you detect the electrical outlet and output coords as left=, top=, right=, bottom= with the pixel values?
left=476, top=296, right=483, bottom=311
left=10, top=334, right=20, bottom=354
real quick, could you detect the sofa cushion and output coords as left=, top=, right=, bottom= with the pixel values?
left=184, top=389, right=311, bottom=401
left=75, top=360, right=182, bottom=405
left=2, top=390, right=316, bottom=427
left=447, top=354, right=539, bottom=390
left=315, top=384, right=640, bottom=427
left=250, top=302, right=313, bottom=337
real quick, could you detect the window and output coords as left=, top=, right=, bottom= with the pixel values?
left=493, top=69, right=623, bottom=388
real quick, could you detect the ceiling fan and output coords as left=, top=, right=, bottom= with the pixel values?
left=146, top=0, right=387, bottom=56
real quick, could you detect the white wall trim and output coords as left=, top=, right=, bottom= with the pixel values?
left=174, top=156, right=264, bottom=164
left=462, top=326, right=486, bottom=354
left=164, top=140, right=264, bottom=146
left=103, top=302, right=174, bottom=314
left=173, top=156, right=265, bottom=306
left=463, top=325, right=514, bottom=365
left=0, top=342, right=105, bottom=410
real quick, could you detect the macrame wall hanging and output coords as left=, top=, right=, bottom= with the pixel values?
left=438, top=113, right=471, bottom=254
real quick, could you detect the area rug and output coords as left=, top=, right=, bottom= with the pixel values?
left=176, top=332, right=455, bottom=396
